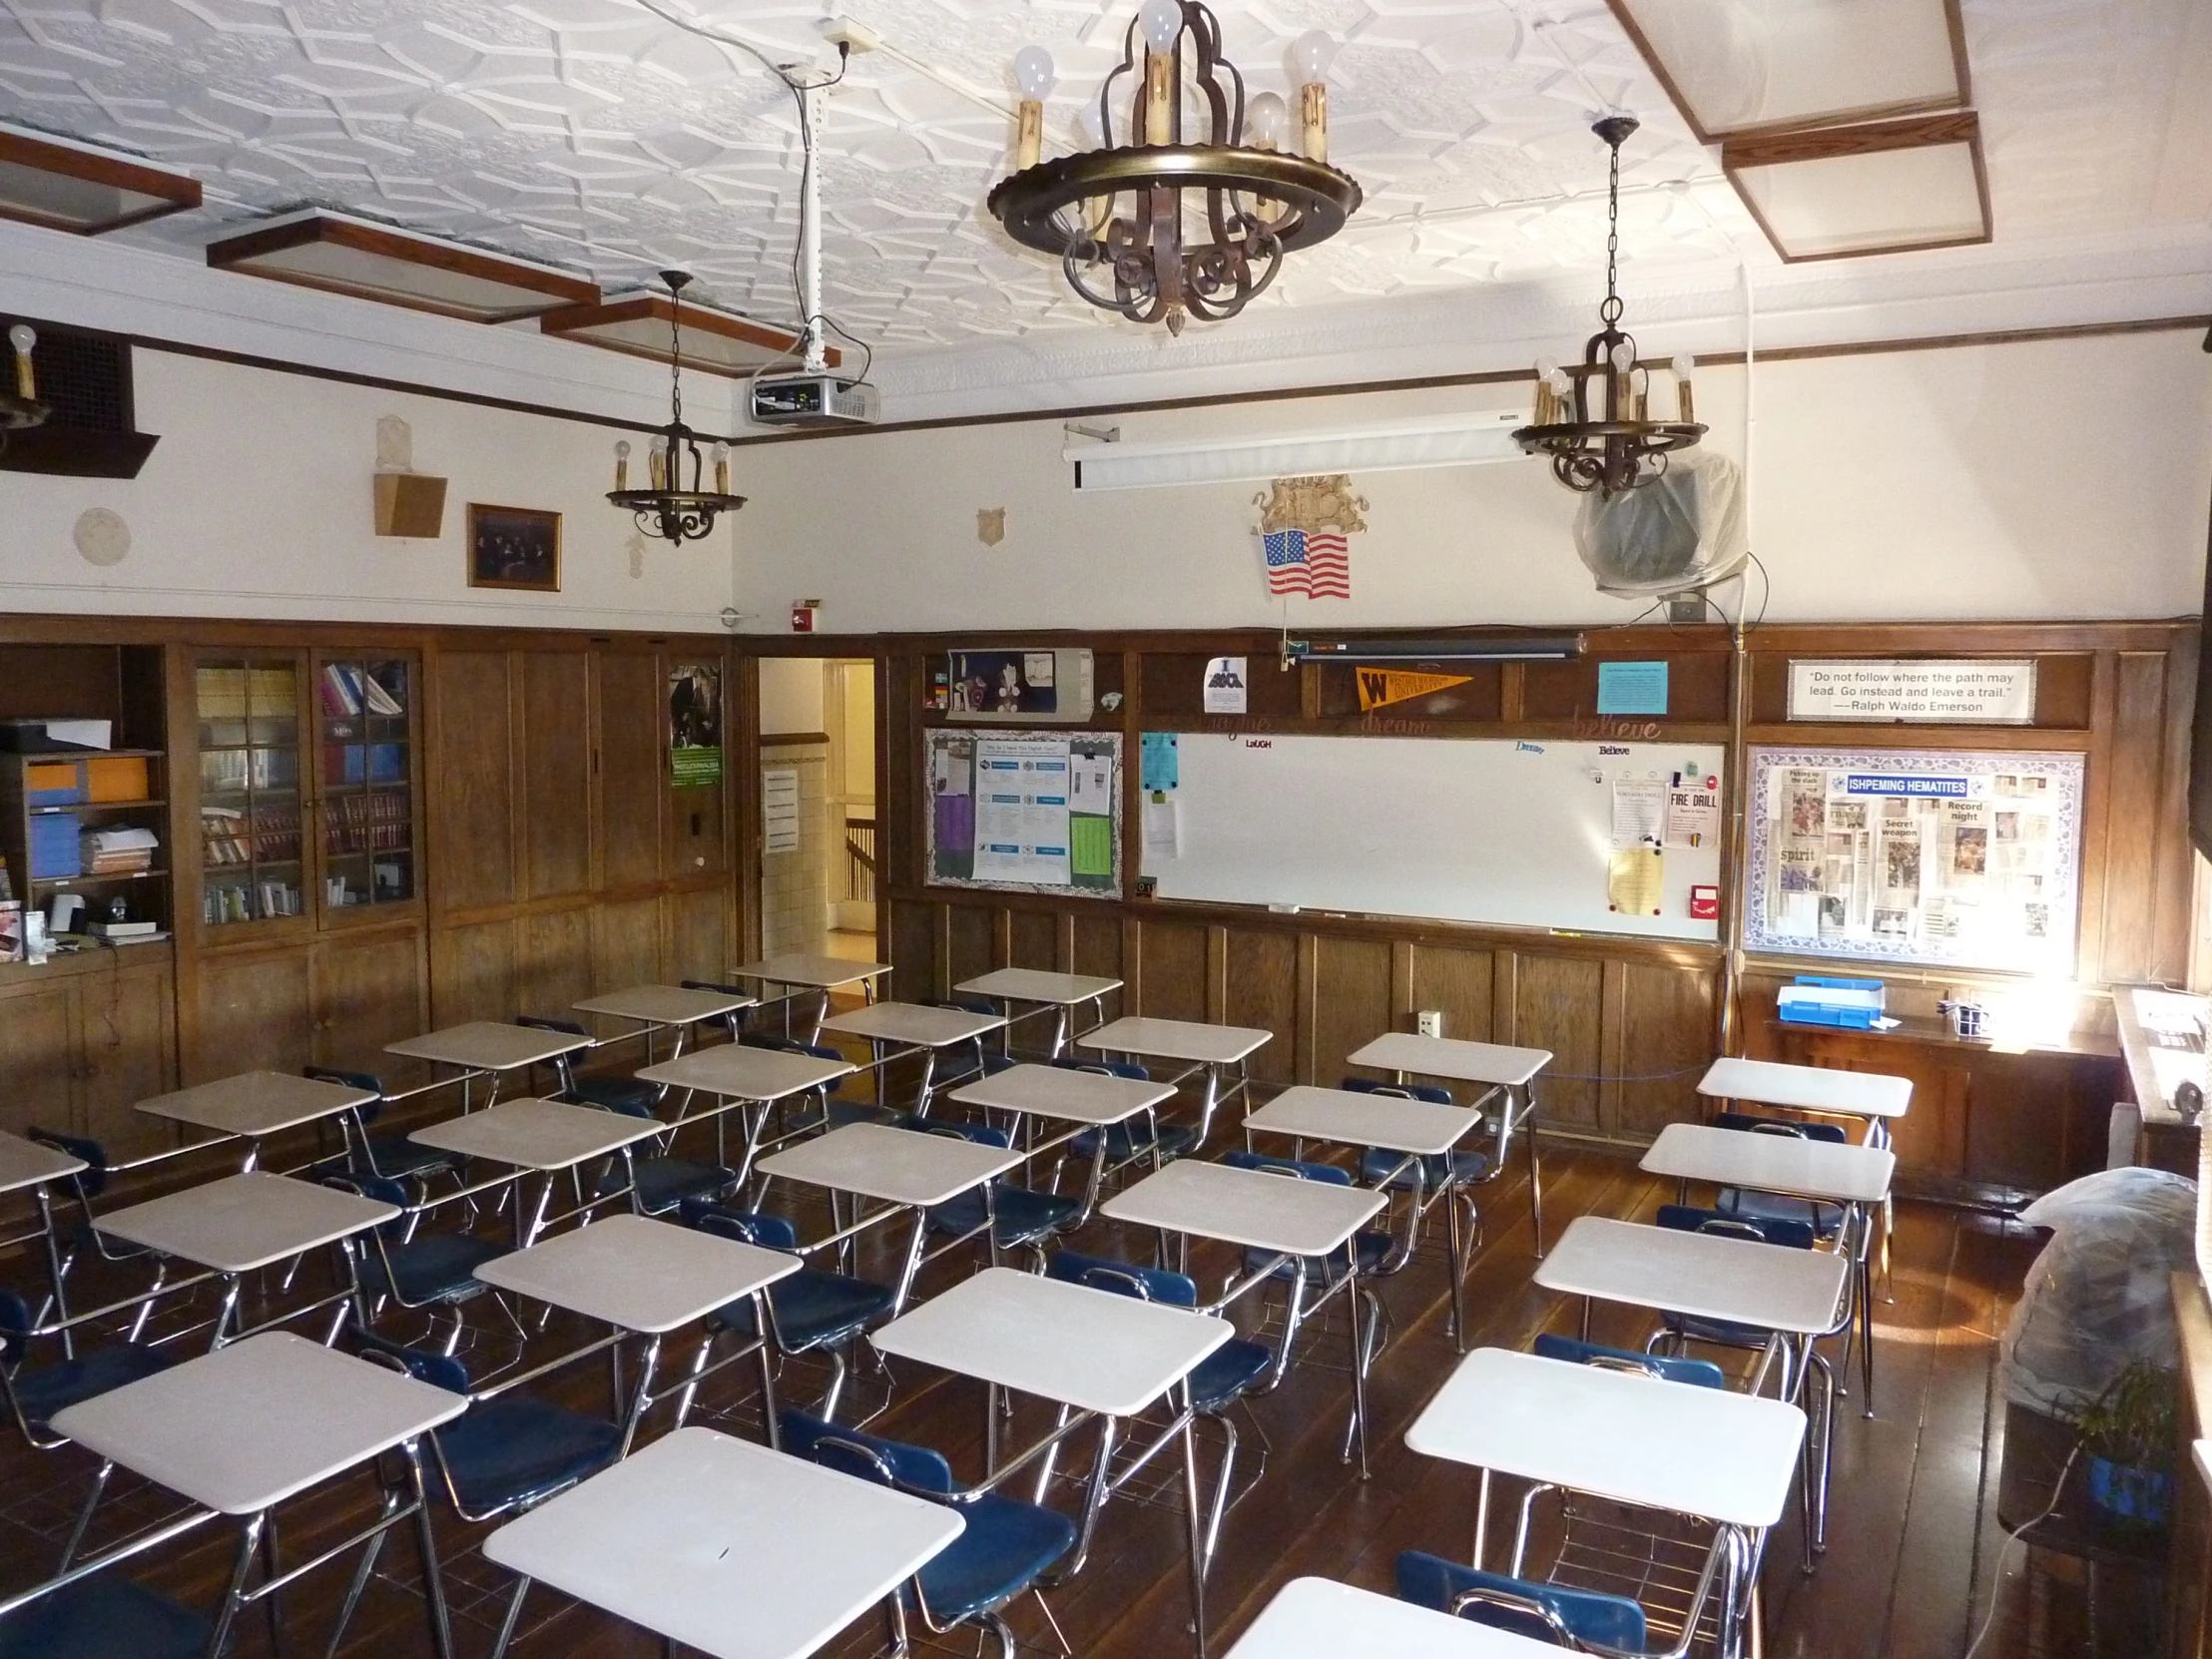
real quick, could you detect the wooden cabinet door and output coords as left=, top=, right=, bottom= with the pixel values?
left=77, top=958, right=178, bottom=1154
left=599, top=651, right=663, bottom=890
left=193, top=944, right=315, bottom=1081
left=312, top=927, right=428, bottom=1074
left=0, top=979, right=77, bottom=1138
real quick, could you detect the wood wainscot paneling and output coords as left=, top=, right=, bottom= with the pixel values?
left=1507, top=952, right=1605, bottom=1135
left=521, top=650, right=593, bottom=899
left=0, top=948, right=179, bottom=1154
left=310, top=924, right=428, bottom=1074
left=598, top=650, right=664, bottom=889
left=665, top=882, right=729, bottom=983
left=518, top=905, right=593, bottom=1020
left=1137, top=916, right=1210, bottom=1024
left=1224, top=926, right=1300, bottom=1086
left=1009, top=906, right=1059, bottom=972
left=428, top=649, right=516, bottom=911
left=195, top=941, right=315, bottom=1079
left=431, top=915, right=520, bottom=1028
left=1072, top=913, right=1126, bottom=1022
left=592, top=893, right=663, bottom=998
left=1311, top=935, right=1392, bottom=1087
left=1406, top=944, right=1496, bottom=1046
left=946, top=903, right=995, bottom=990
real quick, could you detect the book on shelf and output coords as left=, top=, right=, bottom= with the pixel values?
left=362, top=671, right=404, bottom=717
left=248, top=667, right=297, bottom=718
left=89, top=918, right=159, bottom=938
left=319, top=663, right=362, bottom=718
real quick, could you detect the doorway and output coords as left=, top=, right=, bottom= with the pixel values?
left=823, top=658, right=876, bottom=948
left=753, top=656, right=876, bottom=965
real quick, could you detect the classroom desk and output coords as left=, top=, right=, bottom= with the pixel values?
left=572, top=983, right=756, bottom=1064
left=1244, top=1084, right=1486, bottom=1348
left=870, top=1266, right=1233, bottom=1656
left=51, top=1331, right=468, bottom=1659
left=1077, top=1017, right=1272, bottom=1161
left=385, top=1021, right=593, bottom=1110
left=1696, top=1057, right=1912, bottom=1144
left=94, top=1171, right=396, bottom=1347
left=1102, top=1158, right=1386, bottom=1474
left=636, top=1043, right=857, bottom=1180
left=731, top=955, right=890, bottom=1042
left=1405, top=1347, right=1806, bottom=1659
left=475, top=1214, right=800, bottom=1453
left=818, top=1000, right=1007, bottom=1115
left=482, top=1425, right=963, bottom=1659
left=406, top=1098, right=666, bottom=1247
left=135, top=1069, right=377, bottom=1172
left=1347, top=1032, right=1553, bottom=1254
left=1228, top=1576, right=1567, bottom=1658
left=754, top=1122, right=1023, bottom=1309
left=952, top=968, right=1122, bottom=1059
left=0, top=1128, right=87, bottom=1340
left=947, top=1062, right=1176, bottom=1223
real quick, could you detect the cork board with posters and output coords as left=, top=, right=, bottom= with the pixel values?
left=1745, top=747, right=2085, bottom=973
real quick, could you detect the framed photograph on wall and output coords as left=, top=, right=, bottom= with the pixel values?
left=467, top=503, right=561, bottom=592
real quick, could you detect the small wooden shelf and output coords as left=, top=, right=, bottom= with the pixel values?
left=30, top=868, right=167, bottom=885
left=31, top=798, right=164, bottom=814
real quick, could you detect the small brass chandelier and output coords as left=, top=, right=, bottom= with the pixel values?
left=1515, top=116, right=1705, bottom=494
left=987, top=3, right=1362, bottom=335
left=2, top=323, right=48, bottom=437
left=607, top=272, right=745, bottom=544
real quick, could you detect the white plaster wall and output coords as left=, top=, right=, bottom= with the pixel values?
left=0, top=348, right=738, bottom=632
left=758, top=656, right=826, bottom=733
left=731, top=329, right=2212, bottom=632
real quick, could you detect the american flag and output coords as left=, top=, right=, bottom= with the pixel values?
left=1262, top=528, right=1352, bottom=599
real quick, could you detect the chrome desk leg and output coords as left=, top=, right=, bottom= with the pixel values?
left=1180, top=1389, right=1210, bottom=1659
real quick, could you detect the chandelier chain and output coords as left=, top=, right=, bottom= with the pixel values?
left=1601, top=131, right=1622, bottom=327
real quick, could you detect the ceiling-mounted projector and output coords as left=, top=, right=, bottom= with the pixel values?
left=750, top=370, right=879, bottom=427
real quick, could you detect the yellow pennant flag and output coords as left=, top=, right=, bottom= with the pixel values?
left=1357, top=669, right=1472, bottom=713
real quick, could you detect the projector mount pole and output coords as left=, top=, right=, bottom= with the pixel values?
left=799, top=79, right=830, bottom=376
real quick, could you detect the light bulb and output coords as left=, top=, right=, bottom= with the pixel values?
left=1631, top=367, right=1649, bottom=393
left=1609, top=341, right=1635, bottom=372
left=1671, top=353, right=1695, bottom=381
left=1140, top=0, right=1183, bottom=53
left=615, top=439, right=632, bottom=459
left=1546, top=367, right=1572, bottom=395
left=1075, top=99, right=1108, bottom=149
left=650, top=434, right=668, bottom=453
left=1243, top=90, right=1288, bottom=150
left=1289, top=29, right=1337, bottom=83
left=1013, top=44, right=1056, bottom=100
left=1533, top=355, right=1557, bottom=380
left=7, top=324, right=32, bottom=355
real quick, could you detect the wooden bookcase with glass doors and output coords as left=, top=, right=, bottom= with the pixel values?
left=186, top=650, right=422, bottom=935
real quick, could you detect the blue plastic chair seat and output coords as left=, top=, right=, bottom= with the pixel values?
left=1069, top=1119, right=1198, bottom=1164
left=927, top=1184, right=1081, bottom=1248
left=1188, top=1339, right=1274, bottom=1411
left=0, top=1578, right=209, bottom=1659
left=360, top=1232, right=502, bottom=1308
left=1243, top=1229, right=1392, bottom=1285
left=359, top=1132, right=460, bottom=1181
left=606, top=1157, right=741, bottom=1215
left=1359, top=1146, right=1494, bottom=1190
left=1718, top=1187, right=1844, bottom=1238
left=714, top=1271, right=893, bottom=1352
left=1533, top=1332, right=1725, bottom=1389
left=571, top=1076, right=662, bottom=1117
left=918, top=1491, right=1079, bottom=1623
left=1396, top=1550, right=1648, bottom=1650
left=438, top=1395, right=625, bottom=1515
left=10, top=1343, right=174, bottom=1429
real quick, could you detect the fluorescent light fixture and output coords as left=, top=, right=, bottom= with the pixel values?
left=1286, top=635, right=1584, bottom=666
left=1068, top=410, right=1528, bottom=491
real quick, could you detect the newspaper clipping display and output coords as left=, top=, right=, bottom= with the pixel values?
left=1747, top=749, right=2081, bottom=972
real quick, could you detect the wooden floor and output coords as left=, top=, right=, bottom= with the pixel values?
left=0, top=1136, right=2098, bottom=1657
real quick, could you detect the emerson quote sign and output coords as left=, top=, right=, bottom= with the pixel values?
left=1788, top=659, right=2036, bottom=725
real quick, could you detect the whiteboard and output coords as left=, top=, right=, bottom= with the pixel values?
left=1142, top=734, right=1726, bottom=941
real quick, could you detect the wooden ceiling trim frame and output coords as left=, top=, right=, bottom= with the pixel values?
left=1603, top=0, right=1971, bottom=145
left=0, top=125, right=203, bottom=235
left=538, top=292, right=837, bottom=375
left=1722, top=112, right=1991, bottom=265
left=204, top=211, right=599, bottom=322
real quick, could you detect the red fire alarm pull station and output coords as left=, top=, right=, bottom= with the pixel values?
left=1690, top=884, right=1720, bottom=921
left=791, top=600, right=821, bottom=633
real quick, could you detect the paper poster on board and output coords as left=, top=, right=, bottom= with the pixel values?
left=972, top=739, right=1073, bottom=886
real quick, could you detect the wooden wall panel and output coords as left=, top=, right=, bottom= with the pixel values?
left=1511, top=953, right=1603, bottom=1131
left=593, top=895, right=664, bottom=996
left=80, top=960, right=176, bottom=1150
left=0, top=981, right=79, bottom=1138
left=666, top=886, right=727, bottom=984
left=433, top=918, right=518, bottom=1027
left=1407, top=945, right=1496, bottom=1047
left=1073, top=913, right=1125, bottom=1022
left=1614, top=961, right=1718, bottom=1138
left=598, top=652, right=663, bottom=889
left=1137, top=918, right=1209, bottom=1023
left=196, top=948, right=314, bottom=1078
left=522, top=653, right=592, bottom=898
left=2095, top=651, right=2173, bottom=984
left=430, top=650, right=514, bottom=910
left=314, top=929, right=427, bottom=1074
left=518, top=908, right=592, bottom=1019
left=1009, top=908, right=1059, bottom=972
left=1312, top=936, right=1392, bottom=1088
left=888, top=898, right=937, bottom=1003
left=947, top=904, right=995, bottom=989
left=1224, top=928, right=1299, bottom=1086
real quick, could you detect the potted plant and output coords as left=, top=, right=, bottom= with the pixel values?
left=2068, top=1363, right=2178, bottom=1530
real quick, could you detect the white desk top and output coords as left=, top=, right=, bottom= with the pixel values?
left=947, top=1063, right=1174, bottom=1126
left=1102, top=1159, right=1386, bottom=1258
left=871, top=1266, right=1232, bottom=1417
left=1641, top=1122, right=1896, bottom=1206
left=1405, top=1347, right=1807, bottom=1530
left=1245, top=1086, right=1484, bottom=1157
left=0, top=1128, right=85, bottom=1195
left=1080, top=1016, right=1273, bottom=1066
left=733, top=955, right=890, bottom=990
left=1227, top=1577, right=1566, bottom=1659
left=407, top=1097, right=668, bottom=1172
left=819, top=1001, right=1006, bottom=1047
left=2195, top=1439, right=2212, bottom=1493
left=1697, top=1057, right=1912, bottom=1120
left=483, top=1426, right=961, bottom=1659
left=49, top=1331, right=465, bottom=1516
left=1349, top=1033, right=1552, bottom=1088
left=637, top=1045, right=854, bottom=1101
left=756, top=1122, right=1022, bottom=1208
left=574, top=985, right=756, bottom=1026
left=135, top=1069, right=375, bottom=1139
left=1534, top=1215, right=1849, bottom=1337
left=477, top=1215, right=799, bottom=1335
left=954, top=968, right=1123, bottom=1006
left=95, top=1171, right=396, bottom=1273
left=384, top=1021, right=590, bottom=1072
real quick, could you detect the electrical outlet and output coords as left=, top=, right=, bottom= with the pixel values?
left=1415, top=1010, right=1443, bottom=1039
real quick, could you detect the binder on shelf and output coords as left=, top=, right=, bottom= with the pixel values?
left=1777, top=975, right=1887, bottom=1030
left=29, top=816, right=82, bottom=878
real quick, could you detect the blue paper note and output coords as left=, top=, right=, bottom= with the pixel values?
left=1140, top=732, right=1179, bottom=793
left=1597, top=661, right=1669, bottom=716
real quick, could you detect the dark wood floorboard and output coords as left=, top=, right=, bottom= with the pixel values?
left=0, top=1136, right=2079, bottom=1657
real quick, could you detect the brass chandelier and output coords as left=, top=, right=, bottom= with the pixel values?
left=607, top=271, right=745, bottom=545
left=987, top=3, right=1362, bottom=335
left=1514, top=116, right=1705, bottom=494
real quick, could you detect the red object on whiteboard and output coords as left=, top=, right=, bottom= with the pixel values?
left=790, top=603, right=818, bottom=633
left=1690, top=884, right=1720, bottom=920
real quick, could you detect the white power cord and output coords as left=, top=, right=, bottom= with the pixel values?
left=1960, top=1442, right=2079, bottom=1659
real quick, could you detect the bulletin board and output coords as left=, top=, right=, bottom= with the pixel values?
left=1744, top=747, right=2085, bottom=973
left=926, top=728, right=1122, bottom=897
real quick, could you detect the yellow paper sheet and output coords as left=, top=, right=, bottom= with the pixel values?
left=1607, top=847, right=1664, bottom=916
